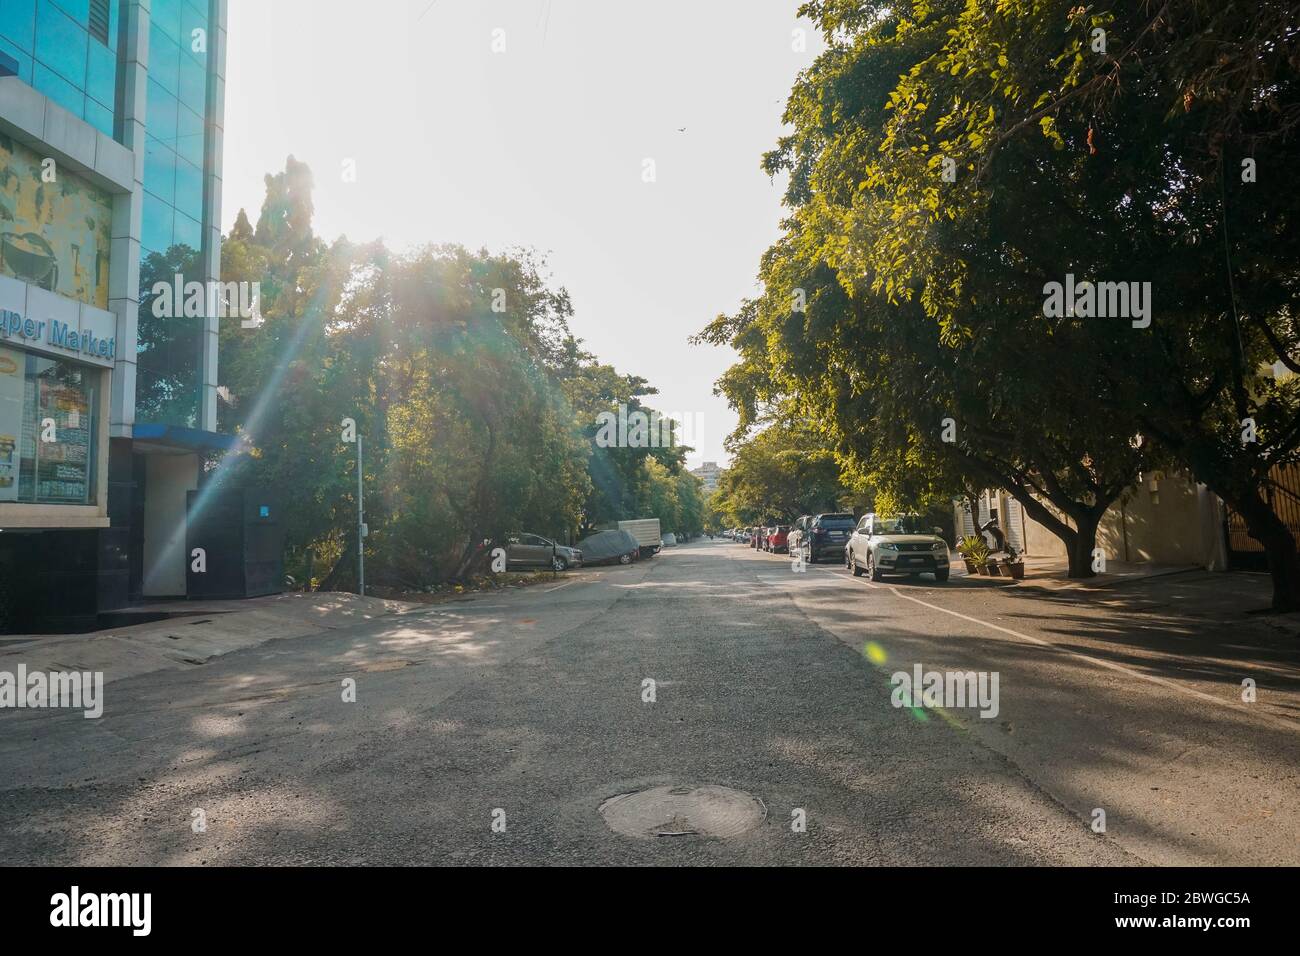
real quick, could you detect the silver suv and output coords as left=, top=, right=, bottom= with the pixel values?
left=845, top=514, right=950, bottom=582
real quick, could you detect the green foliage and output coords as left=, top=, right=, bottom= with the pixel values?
left=710, top=424, right=854, bottom=526
left=707, top=0, right=1300, bottom=591
left=216, top=158, right=691, bottom=588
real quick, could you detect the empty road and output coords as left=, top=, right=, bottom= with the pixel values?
left=2, top=540, right=1296, bottom=865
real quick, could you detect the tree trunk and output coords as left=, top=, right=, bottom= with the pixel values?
left=318, top=530, right=358, bottom=592
left=1233, top=492, right=1300, bottom=611
left=1065, top=509, right=1102, bottom=579
left=998, top=484, right=1104, bottom=579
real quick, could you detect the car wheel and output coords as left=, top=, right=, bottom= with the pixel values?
left=868, top=551, right=884, bottom=582
left=619, top=553, right=631, bottom=565
left=850, top=549, right=865, bottom=577
left=934, top=568, right=950, bottom=582
left=552, top=555, right=568, bottom=572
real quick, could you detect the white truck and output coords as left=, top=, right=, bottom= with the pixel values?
left=618, top=518, right=663, bottom=557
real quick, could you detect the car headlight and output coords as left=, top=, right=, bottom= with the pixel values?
left=932, top=541, right=948, bottom=552
left=877, top=542, right=898, bottom=551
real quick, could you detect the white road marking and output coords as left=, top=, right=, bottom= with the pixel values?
left=790, top=560, right=1297, bottom=731
left=546, top=581, right=576, bottom=592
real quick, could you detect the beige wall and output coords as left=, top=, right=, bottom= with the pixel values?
left=961, top=472, right=1225, bottom=567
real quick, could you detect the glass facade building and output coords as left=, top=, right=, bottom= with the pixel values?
left=0, top=0, right=232, bottom=630
left=137, top=0, right=211, bottom=428
left=0, top=0, right=122, bottom=138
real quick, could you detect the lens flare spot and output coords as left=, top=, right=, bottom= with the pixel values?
left=863, top=641, right=887, bottom=665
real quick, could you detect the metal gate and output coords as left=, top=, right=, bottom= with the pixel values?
left=1225, top=463, right=1300, bottom=569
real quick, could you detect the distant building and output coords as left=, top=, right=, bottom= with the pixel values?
left=691, top=461, right=723, bottom=493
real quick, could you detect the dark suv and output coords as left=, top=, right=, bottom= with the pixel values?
left=799, top=513, right=857, bottom=563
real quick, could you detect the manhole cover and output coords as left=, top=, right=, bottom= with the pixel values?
left=599, top=785, right=766, bottom=839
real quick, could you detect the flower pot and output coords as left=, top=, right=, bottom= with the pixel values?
left=975, top=564, right=990, bottom=575
left=1004, top=561, right=1025, bottom=580
left=986, top=563, right=1003, bottom=577
left=962, top=559, right=978, bottom=574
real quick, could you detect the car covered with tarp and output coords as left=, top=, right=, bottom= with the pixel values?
left=576, top=529, right=641, bottom=566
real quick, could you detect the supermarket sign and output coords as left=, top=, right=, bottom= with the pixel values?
left=0, top=308, right=116, bottom=365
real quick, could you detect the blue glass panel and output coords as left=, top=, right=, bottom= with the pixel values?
left=173, top=211, right=201, bottom=251
left=50, top=0, right=89, bottom=23
left=178, top=50, right=205, bottom=112
left=35, top=0, right=86, bottom=87
left=174, top=155, right=203, bottom=221
left=84, top=95, right=112, bottom=135
left=33, top=61, right=82, bottom=115
left=178, top=1, right=207, bottom=59
left=141, top=192, right=174, bottom=253
left=0, top=0, right=36, bottom=52
left=184, top=0, right=208, bottom=28
left=143, top=137, right=177, bottom=204
left=85, top=36, right=114, bottom=105
left=0, top=37, right=33, bottom=83
left=175, top=103, right=203, bottom=167
left=148, top=21, right=178, bottom=93
left=145, top=77, right=177, bottom=144
left=151, top=0, right=181, bottom=42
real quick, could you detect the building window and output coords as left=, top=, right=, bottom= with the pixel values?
left=0, top=346, right=99, bottom=506
left=89, top=0, right=111, bottom=46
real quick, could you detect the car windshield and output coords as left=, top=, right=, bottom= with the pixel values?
left=815, top=514, right=856, bottom=529
left=876, top=515, right=928, bottom=534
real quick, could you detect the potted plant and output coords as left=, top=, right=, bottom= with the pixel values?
left=1002, top=545, right=1025, bottom=580
left=959, top=536, right=990, bottom=575
left=956, top=535, right=983, bottom=574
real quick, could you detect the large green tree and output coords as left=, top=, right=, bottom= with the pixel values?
left=709, top=424, right=851, bottom=527
left=217, top=158, right=695, bottom=589
left=706, top=1, right=1300, bottom=597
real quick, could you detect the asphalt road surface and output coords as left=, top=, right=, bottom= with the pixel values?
left=2, top=539, right=1296, bottom=865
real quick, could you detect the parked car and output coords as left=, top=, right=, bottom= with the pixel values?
left=505, top=533, right=583, bottom=571
left=736, top=528, right=752, bottom=545
left=765, top=525, right=790, bottom=553
left=662, top=532, right=678, bottom=547
left=575, top=529, right=640, bottom=566
left=845, top=513, right=950, bottom=582
left=797, top=513, right=857, bottom=563
left=787, top=515, right=812, bottom=559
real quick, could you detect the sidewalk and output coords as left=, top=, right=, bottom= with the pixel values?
left=956, top=552, right=1300, bottom=638
left=1017, top=556, right=1201, bottom=590
left=952, top=553, right=1199, bottom=589
left=0, top=592, right=421, bottom=686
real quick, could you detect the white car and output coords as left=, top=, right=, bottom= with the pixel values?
left=845, top=513, right=950, bottom=582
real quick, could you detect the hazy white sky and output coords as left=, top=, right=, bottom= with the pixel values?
left=223, top=0, right=822, bottom=466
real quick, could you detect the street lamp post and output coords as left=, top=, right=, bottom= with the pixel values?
left=357, top=434, right=366, bottom=596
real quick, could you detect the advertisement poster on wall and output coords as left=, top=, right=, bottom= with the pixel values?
left=0, top=133, right=112, bottom=310
left=35, top=368, right=91, bottom=504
